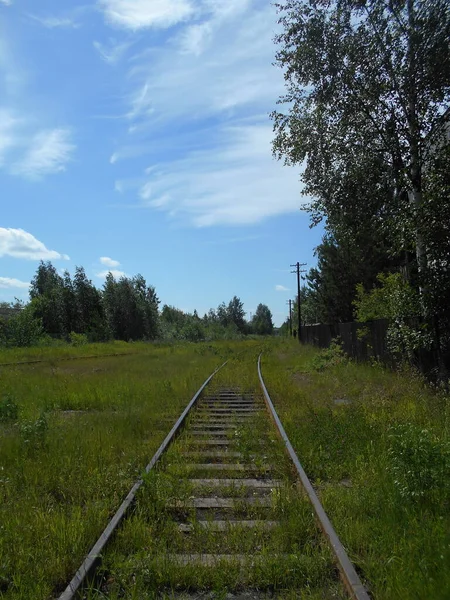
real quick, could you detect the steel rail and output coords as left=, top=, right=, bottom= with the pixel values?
left=57, top=360, right=228, bottom=600
left=257, top=354, right=370, bottom=600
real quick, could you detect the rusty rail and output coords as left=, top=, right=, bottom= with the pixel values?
left=57, top=360, right=227, bottom=600
left=257, top=354, right=370, bottom=600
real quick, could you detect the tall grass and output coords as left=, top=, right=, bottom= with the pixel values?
left=262, top=339, right=450, bottom=600
left=0, top=341, right=239, bottom=599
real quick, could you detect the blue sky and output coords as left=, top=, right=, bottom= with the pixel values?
left=0, top=0, right=323, bottom=325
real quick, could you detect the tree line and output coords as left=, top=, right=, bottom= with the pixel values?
left=273, top=0, right=449, bottom=364
left=0, top=262, right=274, bottom=347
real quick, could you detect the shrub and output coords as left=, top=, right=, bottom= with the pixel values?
left=69, top=331, right=89, bottom=346
left=4, top=307, right=44, bottom=347
left=388, top=423, right=450, bottom=504
left=0, top=394, right=19, bottom=423
left=20, top=413, right=48, bottom=450
left=310, top=338, right=347, bottom=371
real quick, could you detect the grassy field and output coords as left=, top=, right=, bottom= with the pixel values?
left=1, top=338, right=449, bottom=599
left=95, top=348, right=344, bottom=599
left=262, top=340, right=450, bottom=600
left=0, top=341, right=240, bottom=599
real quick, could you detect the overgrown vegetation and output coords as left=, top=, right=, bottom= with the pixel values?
left=93, top=346, right=343, bottom=599
left=0, top=341, right=238, bottom=599
left=263, top=340, right=450, bottom=600
left=1, top=338, right=449, bottom=598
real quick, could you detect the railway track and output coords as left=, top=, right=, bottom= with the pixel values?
left=58, top=356, right=369, bottom=600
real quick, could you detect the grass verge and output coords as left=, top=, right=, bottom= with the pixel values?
left=262, top=339, right=450, bottom=600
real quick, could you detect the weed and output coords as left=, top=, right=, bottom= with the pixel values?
left=388, top=423, right=450, bottom=504
left=309, top=339, right=347, bottom=371
left=69, top=332, right=89, bottom=346
left=19, top=413, right=48, bottom=450
left=0, top=394, right=19, bottom=423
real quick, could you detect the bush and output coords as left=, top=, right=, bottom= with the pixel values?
left=388, top=423, right=450, bottom=504
left=4, top=307, right=44, bottom=347
left=310, top=338, right=347, bottom=371
left=0, top=394, right=19, bottom=423
left=20, top=413, right=48, bottom=450
left=69, top=331, right=89, bottom=346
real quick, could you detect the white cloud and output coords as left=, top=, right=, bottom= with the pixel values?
left=124, top=2, right=280, bottom=125
left=0, top=277, right=30, bottom=290
left=98, top=0, right=195, bottom=30
left=96, top=269, right=127, bottom=279
left=136, top=121, right=305, bottom=227
left=275, top=285, right=290, bottom=292
left=28, top=14, right=78, bottom=28
left=106, top=2, right=306, bottom=227
left=93, top=39, right=132, bottom=64
left=13, top=129, right=75, bottom=179
left=100, top=256, right=120, bottom=268
left=0, top=1, right=12, bottom=6
left=0, top=228, right=70, bottom=261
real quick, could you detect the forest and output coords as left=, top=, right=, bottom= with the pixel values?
left=0, top=261, right=274, bottom=347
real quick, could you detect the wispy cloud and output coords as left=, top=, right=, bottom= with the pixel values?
left=0, top=109, right=21, bottom=165
left=13, top=129, right=75, bottom=179
left=28, top=14, right=79, bottom=28
left=123, top=2, right=279, bottom=125
left=96, top=269, right=127, bottom=279
left=93, top=39, right=132, bottom=64
left=107, top=2, right=305, bottom=227
left=134, top=121, right=304, bottom=227
left=100, top=256, right=121, bottom=268
left=0, top=228, right=70, bottom=261
left=0, top=1, right=12, bottom=6
left=275, top=285, right=290, bottom=292
left=0, top=277, right=30, bottom=289
left=98, top=0, right=195, bottom=30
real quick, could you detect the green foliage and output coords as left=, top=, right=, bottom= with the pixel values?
left=251, top=303, right=274, bottom=335
left=388, top=423, right=450, bottom=503
left=69, top=332, right=89, bottom=346
left=0, top=394, right=19, bottom=423
left=310, top=338, right=347, bottom=371
left=19, top=413, right=48, bottom=450
left=2, top=305, right=44, bottom=347
left=354, top=273, right=421, bottom=322
left=271, top=0, right=450, bottom=365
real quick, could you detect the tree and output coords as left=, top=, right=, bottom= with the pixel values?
left=29, top=262, right=66, bottom=337
left=227, top=296, right=246, bottom=333
left=272, top=0, right=450, bottom=283
left=73, top=266, right=106, bottom=340
left=252, top=304, right=274, bottom=335
left=102, top=273, right=159, bottom=341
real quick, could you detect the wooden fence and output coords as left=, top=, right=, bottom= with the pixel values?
left=300, top=318, right=448, bottom=378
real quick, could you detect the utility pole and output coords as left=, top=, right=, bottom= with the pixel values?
left=290, top=262, right=307, bottom=341
left=287, top=299, right=293, bottom=336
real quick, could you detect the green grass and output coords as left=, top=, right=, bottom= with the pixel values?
left=261, top=339, right=450, bottom=600
left=0, top=339, right=144, bottom=364
left=3, top=337, right=447, bottom=599
left=97, top=349, right=343, bottom=599
left=0, top=340, right=240, bottom=600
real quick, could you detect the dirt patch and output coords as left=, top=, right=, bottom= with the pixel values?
left=333, top=397, right=352, bottom=406
left=57, top=410, right=88, bottom=418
